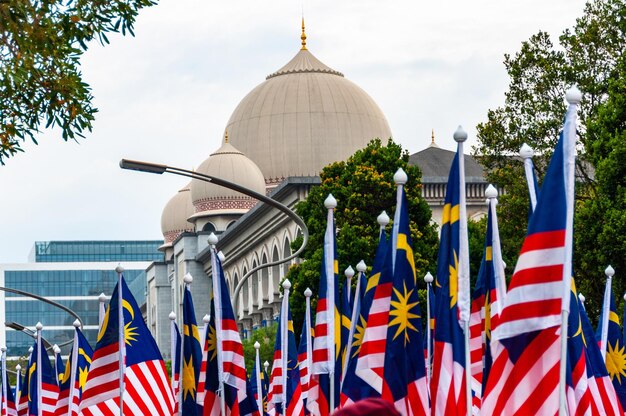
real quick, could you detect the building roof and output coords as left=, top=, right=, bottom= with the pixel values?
left=160, top=183, right=194, bottom=245
left=409, top=144, right=487, bottom=184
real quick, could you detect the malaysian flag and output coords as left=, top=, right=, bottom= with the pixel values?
left=297, top=300, right=314, bottom=413
left=79, top=275, right=174, bottom=415
left=595, top=279, right=626, bottom=409
left=55, top=326, right=93, bottom=416
left=54, top=349, right=64, bottom=387
left=267, top=281, right=304, bottom=416
left=342, top=231, right=388, bottom=406
left=17, top=351, right=30, bottom=416
left=431, top=149, right=469, bottom=416
left=28, top=339, right=59, bottom=416
left=468, top=189, right=507, bottom=414
left=382, top=180, right=428, bottom=415
left=1, top=349, right=17, bottom=416
left=309, top=195, right=341, bottom=415
left=481, top=89, right=580, bottom=415
left=579, top=295, right=623, bottom=415
left=197, top=242, right=252, bottom=415
left=182, top=283, right=203, bottom=415
left=250, top=347, right=266, bottom=416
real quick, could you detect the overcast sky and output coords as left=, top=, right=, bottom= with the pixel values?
left=0, top=0, right=588, bottom=262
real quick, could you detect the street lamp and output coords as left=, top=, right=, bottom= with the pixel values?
left=119, top=159, right=309, bottom=313
left=0, top=286, right=83, bottom=328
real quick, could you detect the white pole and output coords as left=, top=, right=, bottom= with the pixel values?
left=35, top=322, right=43, bottom=416
left=519, top=143, right=538, bottom=212
left=342, top=263, right=365, bottom=385
left=98, top=293, right=107, bottom=328
left=15, top=364, right=22, bottom=406
left=558, top=86, right=581, bottom=416
left=169, top=312, right=177, bottom=391
left=254, top=342, right=263, bottom=415
left=115, top=266, right=125, bottom=416
left=304, top=288, right=313, bottom=396
left=599, top=266, right=614, bottom=360
left=1, top=346, right=7, bottom=415
left=323, top=194, right=337, bottom=412
left=281, top=280, right=291, bottom=412
left=391, top=169, right=407, bottom=273
left=424, top=272, right=434, bottom=386
left=208, top=233, right=226, bottom=416
left=68, top=320, right=81, bottom=416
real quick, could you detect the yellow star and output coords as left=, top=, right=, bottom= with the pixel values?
left=449, top=250, right=459, bottom=307
left=388, top=282, right=420, bottom=345
left=207, top=324, right=217, bottom=362
left=182, top=356, right=197, bottom=401
left=351, top=314, right=367, bottom=358
left=78, top=366, right=89, bottom=390
left=124, top=323, right=139, bottom=345
left=606, top=340, right=626, bottom=384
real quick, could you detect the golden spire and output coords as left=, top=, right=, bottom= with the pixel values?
left=300, top=17, right=307, bottom=50
left=224, top=129, right=229, bottom=143
left=431, top=129, right=435, bottom=145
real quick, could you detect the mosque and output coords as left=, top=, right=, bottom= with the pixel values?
left=145, top=21, right=488, bottom=356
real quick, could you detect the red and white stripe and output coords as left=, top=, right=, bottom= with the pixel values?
left=267, top=351, right=283, bottom=413
left=354, top=280, right=393, bottom=393
left=3, top=402, right=17, bottom=416
left=494, top=230, right=565, bottom=340
left=17, top=395, right=28, bottom=416
left=587, top=374, right=623, bottom=416
left=468, top=295, right=486, bottom=415
left=80, top=360, right=174, bottom=416
left=220, top=318, right=247, bottom=391
left=431, top=341, right=467, bottom=416
left=195, top=324, right=210, bottom=407
left=481, top=327, right=561, bottom=415
left=298, top=350, right=310, bottom=402
left=565, top=350, right=591, bottom=416
left=40, top=382, right=60, bottom=416
left=79, top=343, right=120, bottom=411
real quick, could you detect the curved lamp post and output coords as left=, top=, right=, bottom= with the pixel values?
left=119, top=159, right=309, bottom=313
left=0, top=286, right=83, bottom=328
left=5, top=322, right=73, bottom=351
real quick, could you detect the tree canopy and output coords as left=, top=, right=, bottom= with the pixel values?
left=473, top=0, right=626, bottom=322
left=284, top=138, right=439, bottom=338
left=0, top=0, right=156, bottom=164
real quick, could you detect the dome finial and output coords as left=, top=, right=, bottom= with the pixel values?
left=431, top=129, right=435, bottom=145
left=224, top=129, right=229, bottom=144
left=301, top=16, right=307, bottom=50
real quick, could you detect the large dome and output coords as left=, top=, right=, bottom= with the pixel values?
left=190, top=140, right=266, bottom=218
left=225, top=36, right=392, bottom=185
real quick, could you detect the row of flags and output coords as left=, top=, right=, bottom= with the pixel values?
left=3, top=86, right=626, bottom=416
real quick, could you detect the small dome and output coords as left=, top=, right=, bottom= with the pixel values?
left=161, top=183, right=194, bottom=245
left=190, top=141, right=266, bottom=218
left=225, top=47, right=392, bottom=185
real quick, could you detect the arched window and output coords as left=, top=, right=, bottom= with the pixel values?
left=242, top=267, right=249, bottom=312
left=202, top=222, right=216, bottom=233
left=252, top=260, right=259, bottom=307
left=261, top=253, right=269, bottom=301
left=272, top=246, right=280, bottom=295
left=226, top=221, right=237, bottom=229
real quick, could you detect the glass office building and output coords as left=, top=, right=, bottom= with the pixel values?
left=1, top=240, right=162, bottom=358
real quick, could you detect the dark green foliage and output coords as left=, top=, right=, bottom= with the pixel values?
left=473, top=0, right=626, bottom=324
left=0, top=0, right=157, bottom=163
left=242, top=324, right=277, bottom=374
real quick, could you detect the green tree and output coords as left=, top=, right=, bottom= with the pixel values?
left=0, top=0, right=157, bottom=163
left=242, top=323, right=277, bottom=374
left=473, top=0, right=626, bottom=323
left=284, top=138, right=439, bottom=338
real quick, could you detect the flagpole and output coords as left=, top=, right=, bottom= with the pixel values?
left=281, top=280, right=291, bottom=413
left=599, top=266, right=614, bottom=359
left=424, top=272, right=434, bottom=386
left=519, top=143, right=538, bottom=212
left=558, top=86, right=581, bottom=416
left=304, top=288, right=313, bottom=394
left=452, top=126, right=472, bottom=416
left=1, top=346, right=7, bottom=415
left=391, top=169, right=406, bottom=273
left=169, top=312, right=177, bottom=392
left=98, top=293, right=107, bottom=328
left=208, top=233, right=227, bottom=416
left=36, top=322, right=43, bottom=416
left=68, top=320, right=81, bottom=416
left=15, top=364, right=21, bottom=406
left=53, top=344, right=61, bottom=384
left=485, top=186, right=507, bottom=316
left=323, top=194, right=337, bottom=413
left=342, top=263, right=365, bottom=385
left=115, top=266, right=125, bottom=416
left=254, top=342, right=263, bottom=415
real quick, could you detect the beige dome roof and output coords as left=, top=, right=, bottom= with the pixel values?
left=225, top=46, right=392, bottom=185
left=161, top=183, right=194, bottom=244
left=190, top=141, right=266, bottom=218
